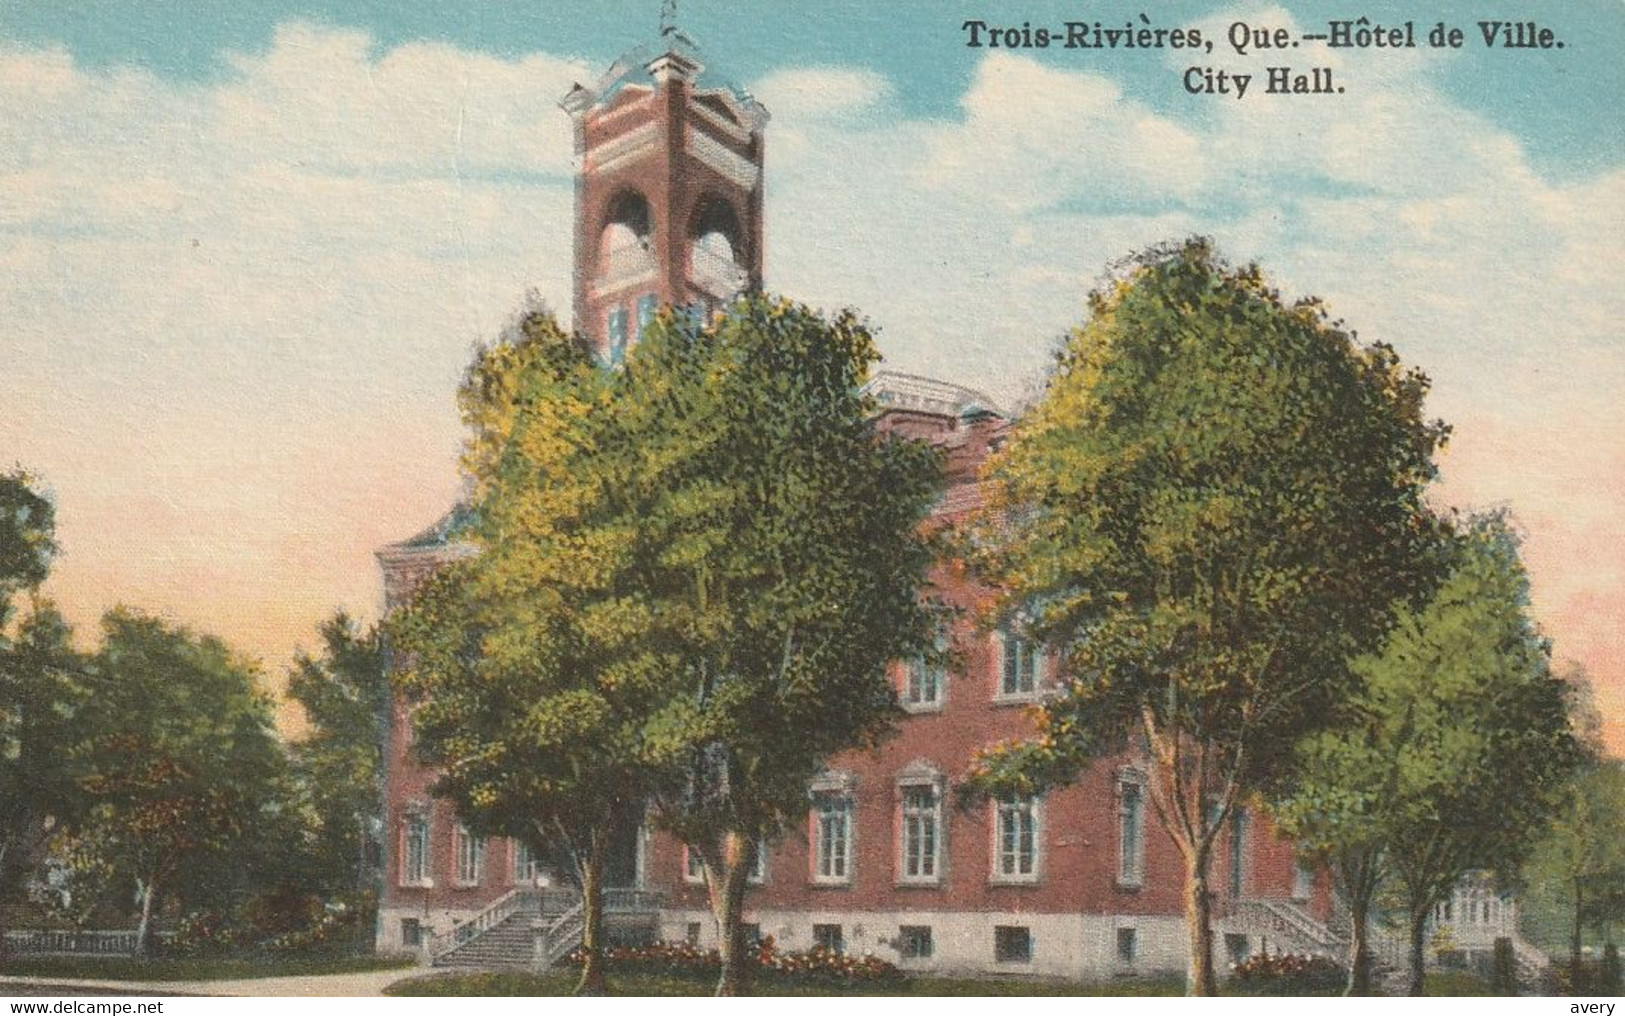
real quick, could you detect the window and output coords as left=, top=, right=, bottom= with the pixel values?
left=513, top=841, right=541, bottom=884
left=900, top=784, right=941, bottom=882
left=685, top=841, right=766, bottom=884
left=636, top=293, right=659, bottom=337
left=1224, top=933, right=1250, bottom=966
left=902, top=653, right=944, bottom=710
left=813, top=793, right=853, bottom=883
left=606, top=305, right=629, bottom=367
left=748, top=840, right=768, bottom=885
left=686, top=922, right=702, bottom=946
left=813, top=924, right=844, bottom=954
left=999, top=630, right=1040, bottom=698
left=994, top=925, right=1032, bottom=963
left=1118, top=775, right=1146, bottom=887
left=455, top=824, right=485, bottom=886
left=1229, top=808, right=1249, bottom=898
left=1293, top=860, right=1316, bottom=900
left=401, top=918, right=422, bottom=948
left=401, top=814, right=429, bottom=886
left=1116, top=927, right=1137, bottom=964
left=993, top=794, right=1039, bottom=881
left=740, top=923, right=761, bottom=945
left=898, top=925, right=933, bottom=960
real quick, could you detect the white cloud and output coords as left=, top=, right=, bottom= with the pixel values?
left=1, top=15, right=1621, bottom=746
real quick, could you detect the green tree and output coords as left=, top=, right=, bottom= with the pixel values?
left=0, top=601, right=89, bottom=954
left=0, top=471, right=89, bottom=957
left=965, top=240, right=1446, bottom=995
left=286, top=611, right=388, bottom=899
left=629, top=297, right=943, bottom=996
left=1523, top=760, right=1625, bottom=977
left=0, top=468, right=56, bottom=602
left=395, top=297, right=942, bottom=996
left=73, top=609, right=285, bottom=956
left=1296, top=516, right=1583, bottom=995
left=391, top=309, right=658, bottom=995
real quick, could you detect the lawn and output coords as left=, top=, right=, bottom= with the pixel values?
left=384, top=968, right=1500, bottom=997
left=386, top=970, right=1188, bottom=997
left=0, top=952, right=417, bottom=982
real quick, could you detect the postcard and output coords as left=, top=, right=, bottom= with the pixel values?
left=1, top=0, right=1619, bottom=1001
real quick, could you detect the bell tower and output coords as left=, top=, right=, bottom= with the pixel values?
left=560, top=19, right=768, bottom=365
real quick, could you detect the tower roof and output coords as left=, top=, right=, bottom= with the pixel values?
left=566, top=20, right=763, bottom=121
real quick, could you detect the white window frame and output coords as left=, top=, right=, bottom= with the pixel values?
left=995, top=629, right=1043, bottom=702
left=454, top=823, right=485, bottom=887
left=512, top=840, right=541, bottom=885
left=1293, top=859, right=1317, bottom=900
left=1229, top=807, right=1249, bottom=899
left=1117, top=769, right=1147, bottom=888
left=400, top=811, right=431, bottom=888
left=898, top=781, right=943, bottom=884
left=748, top=839, right=768, bottom=885
left=683, top=844, right=706, bottom=884
left=684, top=840, right=767, bottom=885
left=811, top=791, right=854, bottom=885
left=901, top=647, right=945, bottom=713
left=897, top=924, right=934, bottom=963
left=991, top=793, right=1041, bottom=883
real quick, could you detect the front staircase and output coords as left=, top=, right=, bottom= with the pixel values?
left=1231, top=896, right=1553, bottom=994
left=427, top=888, right=659, bottom=970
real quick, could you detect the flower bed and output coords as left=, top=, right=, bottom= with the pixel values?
left=1229, top=952, right=1346, bottom=995
left=567, top=936, right=905, bottom=987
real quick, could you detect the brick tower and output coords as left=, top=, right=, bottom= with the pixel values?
left=560, top=22, right=768, bottom=365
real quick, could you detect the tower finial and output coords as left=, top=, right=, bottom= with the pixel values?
left=659, top=0, right=678, bottom=36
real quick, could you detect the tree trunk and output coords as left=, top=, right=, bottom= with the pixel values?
left=1184, top=853, right=1218, bottom=996
left=1406, top=905, right=1428, bottom=997
left=1347, top=889, right=1373, bottom=996
left=709, top=832, right=754, bottom=997
left=1571, top=879, right=1585, bottom=979
left=574, top=831, right=610, bottom=996
left=134, top=874, right=160, bottom=960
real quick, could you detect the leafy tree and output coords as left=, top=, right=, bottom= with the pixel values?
left=1288, top=515, right=1583, bottom=995
left=394, top=297, right=942, bottom=996
left=965, top=240, right=1446, bottom=995
left=73, top=609, right=285, bottom=956
left=1518, top=677, right=1625, bottom=977
left=285, top=611, right=388, bottom=899
left=0, top=601, right=89, bottom=954
left=0, top=471, right=88, bottom=957
left=0, top=468, right=56, bottom=603
left=391, top=309, right=658, bottom=995
left=629, top=297, right=943, bottom=996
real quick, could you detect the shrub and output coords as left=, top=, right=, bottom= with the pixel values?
left=1229, top=952, right=1346, bottom=995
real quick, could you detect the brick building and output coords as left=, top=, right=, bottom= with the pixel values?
left=374, top=24, right=1338, bottom=979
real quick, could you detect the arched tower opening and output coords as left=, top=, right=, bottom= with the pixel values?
left=687, top=193, right=748, bottom=304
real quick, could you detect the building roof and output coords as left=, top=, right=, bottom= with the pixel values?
left=866, top=370, right=1004, bottom=421
left=378, top=502, right=476, bottom=556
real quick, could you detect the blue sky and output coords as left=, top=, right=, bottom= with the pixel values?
left=1, top=1, right=1621, bottom=747
left=5, top=1, right=1620, bottom=178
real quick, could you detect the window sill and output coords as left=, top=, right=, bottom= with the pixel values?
left=900, top=701, right=945, bottom=715
left=809, top=878, right=853, bottom=888
left=989, top=874, right=1041, bottom=886
left=991, top=692, right=1041, bottom=707
left=1116, top=877, right=1144, bottom=891
left=895, top=877, right=944, bottom=889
